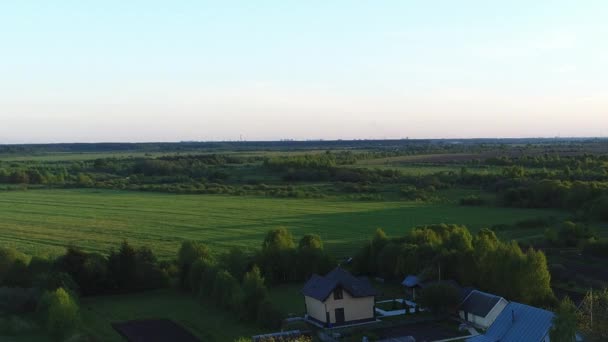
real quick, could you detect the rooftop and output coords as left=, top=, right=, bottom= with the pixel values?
left=460, top=290, right=506, bottom=317
left=467, top=302, right=554, bottom=342
left=302, top=267, right=377, bottom=302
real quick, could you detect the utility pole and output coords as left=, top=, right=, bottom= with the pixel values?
left=438, top=263, right=441, bottom=282
left=590, top=287, right=593, bottom=329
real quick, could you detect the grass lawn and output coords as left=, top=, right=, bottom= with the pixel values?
left=80, top=289, right=262, bottom=342
left=0, top=189, right=566, bottom=258
left=267, top=284, right=306, bottom=316
left=375, top=301, right=405, bottom=311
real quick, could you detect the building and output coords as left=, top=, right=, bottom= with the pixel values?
left=401, top=275, right=422, bottom=300
left=467, top=302, right=554, bottom=342
left=302, top=267, right=377, bottom=327
left=459, top=290, right=509, bottom=329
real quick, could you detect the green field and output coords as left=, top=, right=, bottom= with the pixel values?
left=81, top=290, right=262, bottom=342
left=0, top=189, right=565, bottom=258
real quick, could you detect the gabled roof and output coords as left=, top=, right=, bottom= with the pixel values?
left=460, top=287, right=475, bottom=303
left=467, top=302, right=554, bottom=342
left=302, top=267, right=377, bottom=302
left=460, top=290, right=506, bottom=317
left=401, top=275, right=421, bottom=287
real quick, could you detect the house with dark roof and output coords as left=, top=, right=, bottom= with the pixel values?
left=466, top=302, right=554, bottom=342
left=459, top=290, right=508, bottom=329
left=302, top=267, right=377, bottom=327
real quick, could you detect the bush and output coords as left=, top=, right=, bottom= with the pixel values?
left=256, top=299, right=283, bottom=329
left=583, top=239, right=608, bottom=258
left=39, top=287, right=80, bottom=339
left=459, top=195, right=485, bottom=206
left=34, top=272, right=79, bottom=296
left=0, top=287, right=38, bottom=314
left=3, top=259, right=31, bottom=287
left=211, top=270, right=242, bottom=311
left=177, top=241, right=212, bottom=291
left=417, top=283, right=460, bottom=314
left=0, top=247, right=30, bottom=285
left=0, top=315, right=38, bottom=336
left=242, top=266, right=268, bottom=320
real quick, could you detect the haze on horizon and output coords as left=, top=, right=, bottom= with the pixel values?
left=1, top=1, right=607, bottom=144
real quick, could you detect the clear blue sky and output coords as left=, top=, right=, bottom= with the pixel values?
left=1, top=1, right=607, bottom=143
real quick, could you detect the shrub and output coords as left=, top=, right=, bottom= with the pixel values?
left=34, top=272, right=79, bottom=296
left=256, top=299, right=283, bottom=329
left=418, top=283, right=460, bottom=314
left=0, top=287, right=38, bottom=314
left=177, top=241, right=212, bottom=290
left=583, top=239, right=608, bottom=258
left=39, top=287, right=80, bottom=339
left=211, top=270, right=242, bottom=311
left=242, top=266, right=268, bottom=320
left=0, top=247, right=29, bottom=285
left=0, top=315, right=37, bottom=336
left=459, top=195, right=485, bottom=206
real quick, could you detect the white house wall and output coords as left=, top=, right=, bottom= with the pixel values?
left=305, top=290, right=375, bottom=324
left=459, top=298, right=509, bottom=329
left=305, top=296, right=327, bottom=323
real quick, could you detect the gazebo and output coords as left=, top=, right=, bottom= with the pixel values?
left=401, top=275, right=422, bottom=300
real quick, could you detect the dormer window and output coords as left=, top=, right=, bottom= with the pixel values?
left=334, top=287, right=343, bottom=300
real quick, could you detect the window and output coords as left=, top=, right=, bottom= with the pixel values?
left=334, top=287, right=343, bottom=300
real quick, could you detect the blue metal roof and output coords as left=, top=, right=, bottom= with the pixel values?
left=467, top=302, right=554, bottom=342
left=401, top=275, right=420, bottom=287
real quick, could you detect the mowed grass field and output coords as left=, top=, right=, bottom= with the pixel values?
left=0, top=189, right=565, bottom=258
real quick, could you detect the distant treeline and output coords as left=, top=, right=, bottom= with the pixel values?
left=1, top=138, right=607, bottom=154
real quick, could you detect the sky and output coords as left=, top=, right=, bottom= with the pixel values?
left=1, top=1, right=607, bottom=143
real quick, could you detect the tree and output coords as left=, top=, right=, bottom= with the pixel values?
left=0, top=247, right=29, bottom=285
left=77, top=252, right=108, bottom=295
left=177, top=241, right=212, bottom=290
left=198, top=265, right=219, bottom=300
left=219, top=247, right=249, bottom=282
left=550, top=297, right=577, bottom=342
left=76, top=173, right=93, bottom=187
left=299, top=234, right=323, bottom=250
left=134, top=246, right=168, bottom=290
left=367, top=228, right=389, bottom=274
left=107, top=241, right=137, bottom=291
left=556, top=221, right=596, bottom=247
left=211, top=270, right=242, bottom=311
left=9, top=170, right=29, bottom=184
left=262, top=227, right=295, bottom=252
left=297, top=234, right=333, bottom=280
left=188, top=257, right=214, bottom=293
left=35, top=272, right=79, bottom=296
left=56, top=246, right=87, bottom=287
left=3, top=259, right=31, bottom=287
left=39, top=287, right=80, bottom=339
left=417, top=283, right=460, bottom=314
left=260, top=228, right=296, bottom=283
left=241, top=265, right=268, bottom=320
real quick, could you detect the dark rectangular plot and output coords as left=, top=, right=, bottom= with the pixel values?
left=112, top=319, right=200, bottom=342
